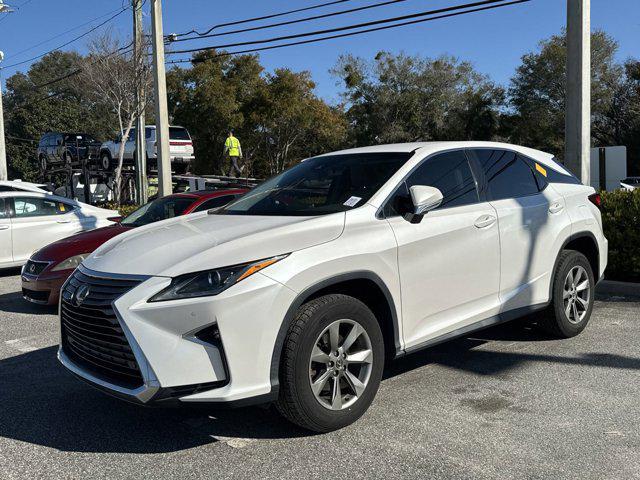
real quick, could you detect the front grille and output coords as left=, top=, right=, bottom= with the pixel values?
left=60, top=269, right=144, bottom=389
left=24, top=260, right=49, bottom=276
left=22, top=288, right=49, bottom=303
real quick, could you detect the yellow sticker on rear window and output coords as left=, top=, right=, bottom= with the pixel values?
left=535, top=163, right=547, bottom=177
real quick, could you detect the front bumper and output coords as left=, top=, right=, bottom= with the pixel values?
left=58, top=265, right=296, bottom=406
left=21, top=268, right=71, bottom=305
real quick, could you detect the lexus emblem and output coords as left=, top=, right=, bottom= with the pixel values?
left=29, top=264, right=36, bottom=274
left=73, top=284, right=90, bottom=307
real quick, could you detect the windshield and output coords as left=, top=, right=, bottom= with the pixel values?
left=121, top=196, right=195, bottom=227
left=64, top=134, right=97, bottom=144
left=220, top=152, right=412, bottom=216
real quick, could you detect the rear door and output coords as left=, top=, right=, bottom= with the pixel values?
left=0, top=199, right=12, bottom=266
left=385, top=150, right=501, bottom=349
left=9, top=196, right=82, bottom=263
left=468, top=149, right=570, bottom=310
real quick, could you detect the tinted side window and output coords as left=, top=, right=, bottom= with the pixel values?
left=0, top=198, right=6, bottom=217
left=406, top=151, right=479, bottom=209
left=383, top=151, right=479, bottom=218
left=472, top=149, right=539, bottom=201
left=192, top=195, right=238, bottom=212
left=13, top=197, right=62, bottom=217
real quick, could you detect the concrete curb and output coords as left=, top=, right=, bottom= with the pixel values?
left=596, top=280, right=640, bottom=298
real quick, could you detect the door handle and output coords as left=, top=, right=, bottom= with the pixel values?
left=0, top=224, right=9, bottom=230
left=549, top=202, right=564, bottom=214
left=56, top=219, right=71, bottom=224
left=474, top=214, right=497, bottom=229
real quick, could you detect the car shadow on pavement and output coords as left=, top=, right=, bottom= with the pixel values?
left=0, top=346, right=308, bottom=454
left=0, top=267, right=22, bottom=278
left=386, top=319, right=640, bottom=379
left=2, top=320, right=639, bottom=453
left=0, top=291, right=57, bottom=315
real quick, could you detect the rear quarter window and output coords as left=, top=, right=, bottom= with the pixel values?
left=471, top=149, right=540, bottom=201
left=169, top=127, right=190, bottom=141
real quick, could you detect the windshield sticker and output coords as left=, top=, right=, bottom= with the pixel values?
left=343, top=196, right=362, bottom=207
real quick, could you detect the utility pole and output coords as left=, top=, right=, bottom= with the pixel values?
left=0, top=3, right=13, bottom=181
left=150, top=0, right=172, bottom=197
left=133, top=0, right=147, bottom=204
left=0, top=65, right=7, bottom=181
left=565, top=0, right=591, bottom=185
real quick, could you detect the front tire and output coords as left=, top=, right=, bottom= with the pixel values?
left=276, top=294, right=384, bottom=432
left=538, top=250, right=595, bottom=338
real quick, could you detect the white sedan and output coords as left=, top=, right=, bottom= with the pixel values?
left=0, top=192, right=118, bottom=269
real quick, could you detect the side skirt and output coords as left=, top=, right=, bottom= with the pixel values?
left=398, top=303, right=548, bottom=357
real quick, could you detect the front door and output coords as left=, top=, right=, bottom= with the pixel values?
left=10, top=196, right=81, bottom=263
left=384, top=150, right=501, bottom=350
left=0, top=198, right=12, bottom=266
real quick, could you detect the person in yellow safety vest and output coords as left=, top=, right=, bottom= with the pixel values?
left=223, top=130, right=243, bottom=177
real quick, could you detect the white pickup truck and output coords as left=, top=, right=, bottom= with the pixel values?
left=99, top=125, right=195, bottom=173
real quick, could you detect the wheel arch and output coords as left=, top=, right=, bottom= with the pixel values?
left=269, top=271, right=401, bottom=395
left=549, top=231, right=600, bottom=299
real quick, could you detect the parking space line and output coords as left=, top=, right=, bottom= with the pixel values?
left=4, top=338, right=40, bottom=353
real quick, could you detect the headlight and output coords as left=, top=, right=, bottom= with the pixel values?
left=149, top=254, right=288, bottom=302
left=52, top=254, right=89, bottom=271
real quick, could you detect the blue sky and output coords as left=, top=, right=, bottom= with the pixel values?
left=0, top=0, right=638, bottom=104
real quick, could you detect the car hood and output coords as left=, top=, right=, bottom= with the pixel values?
left=83, top=212, right=346, bottom=277
left=32, top=224, right=132, bottom=263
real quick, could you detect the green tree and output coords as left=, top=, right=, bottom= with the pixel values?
left=332, top=51, right=504, bottom=146
left=248, top=68, right=347, bottom=175
left=167, top=51, right=264, bottom=175
left=595, top=60, right=640, bottom=175
left=4, top=51, right=117, bottom=181
left=168, top=52, right=347, bottom=177
left=505, top=30, right=622, bottom=160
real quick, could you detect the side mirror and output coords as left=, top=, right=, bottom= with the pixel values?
left=405, top=185, right=443, bottom=223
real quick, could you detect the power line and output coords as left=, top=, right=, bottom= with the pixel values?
left=6, top=6, right=132, bottom=61
left=166, top=0, right=515, bottom=57
left=170, top=0, right=411, bottom=44
left=171, top=0, right=357, bottom=38
left=166, top=0, right=529, bottom=65
left=1, top=7, right=130, bottom=70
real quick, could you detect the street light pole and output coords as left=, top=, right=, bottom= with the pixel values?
left=565, top=0, right=591, bottom=185
left=150, top=0, right=172, bottom=197
left=133, top=0, right=147, bottom=204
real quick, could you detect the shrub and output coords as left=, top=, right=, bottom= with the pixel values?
left=600, top=189, right=640, bottom=282
left=98, top=202, right=140, bottom=218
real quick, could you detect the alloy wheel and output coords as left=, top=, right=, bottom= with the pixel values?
left=563, top=265, right=590, bottom=324
left=308, top=319, right=373, bottom=410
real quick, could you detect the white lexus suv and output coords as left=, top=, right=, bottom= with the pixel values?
left=58, top=142, right=607, bottom=432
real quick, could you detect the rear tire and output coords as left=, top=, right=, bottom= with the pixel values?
left=276, top=294, right=384, bottom=432
left=538, top=250, right=595, bottom=338
left=100, top=152, right=112, bottom=171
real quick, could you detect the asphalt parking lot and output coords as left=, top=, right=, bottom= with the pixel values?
left=1, top=269, right=639, bottom=480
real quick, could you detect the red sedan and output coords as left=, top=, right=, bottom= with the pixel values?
left=21, top=189, right=247, bottom=305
